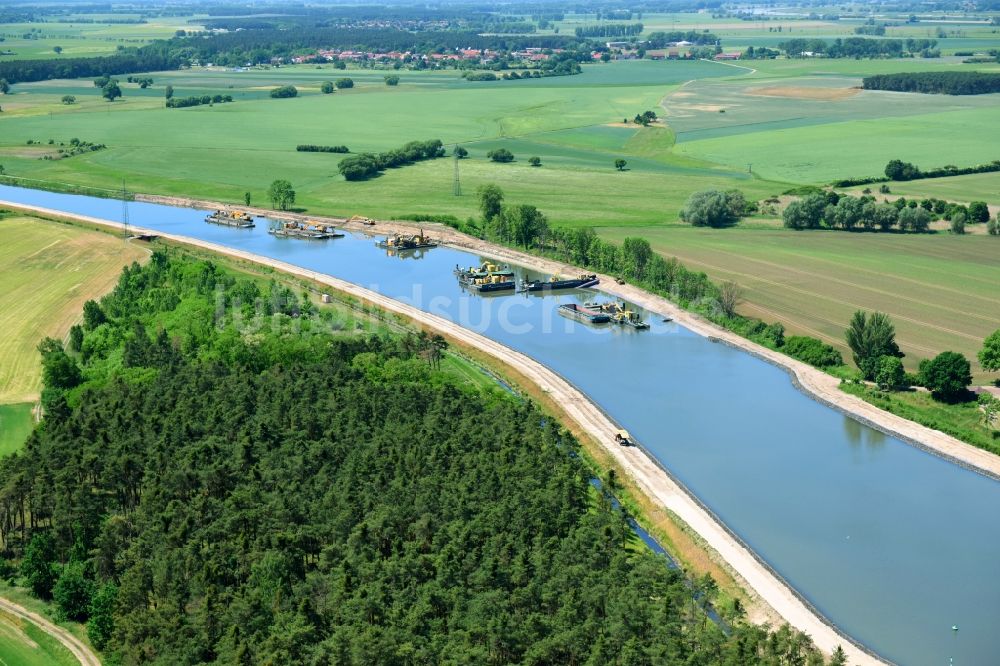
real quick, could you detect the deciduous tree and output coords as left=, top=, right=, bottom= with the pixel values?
left=845, top=310, right=902, bottom=380
left=267, top=179, right=295, bottom=210
left=978, top=329, right=1000, bottom=372
left=477, top=184, right=504, bottom=222
left=920, top=351, right=972, bottom=402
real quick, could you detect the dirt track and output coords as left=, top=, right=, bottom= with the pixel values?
left=14, top=196, right=1000, bottom=663
left=0, top=597, right=101, bottom=666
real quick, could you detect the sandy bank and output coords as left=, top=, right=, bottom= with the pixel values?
left=4, top=198, right=895, bottom=663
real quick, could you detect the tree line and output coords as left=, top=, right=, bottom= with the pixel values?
left=784, top=192, right=939, bottom=232
left=862, top=71, right=1000, bottom=95
left=338, top=139, right=445, bottom=181
left=0, top=46, right=180, bottom=85
left=165, top=94, right=234, bottom=108
left=777, top=37, right=938, bottom=58
left=574, top=23, right=644, bottom=38
left=832, top=158, right=1000, bottom=187
left=296, top=144, right=349, bottom=153
left=0, top=249, right=841, bottom=665
left=646, top=30, right=720, bottom=47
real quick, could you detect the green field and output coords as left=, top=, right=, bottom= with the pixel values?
left=0, top=60, right=798, bottom=224
left=0, top=216, right=147, bottom=405
left=599, top=225, right=1000, bottom=380
left=0, top=402, right=33, bottom=457
left=0, top=16, right=201, bottom=60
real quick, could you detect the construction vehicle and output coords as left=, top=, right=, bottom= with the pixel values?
left=376, top=229, right=438, bottom=251
left=455, top=261, right=514, bottom=281
left=583, top=300, right=650, bottom=329
left=205, top=209, right=255, bottom=228
left=349, top=215, right=376, bottom=226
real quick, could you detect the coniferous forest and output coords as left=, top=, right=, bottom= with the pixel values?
left=0, top=248, right=831, bottom=665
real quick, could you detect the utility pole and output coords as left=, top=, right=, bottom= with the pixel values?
left=453, top=153, right=461, bottom=197
left=120, top=178, right=130, bottom=242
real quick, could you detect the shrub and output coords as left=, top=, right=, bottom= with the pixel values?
left=335, top=78, right=354, bottom=89
left=320, top=81, right=334, bottom=94
left=528, top=156, right=541, bottom=167
left=384, top=75, right=400, bottom=86
left=968, top=201, right=990, bottom=223
left=453, top=146, right=468, bottom=159
left=784, top=336, right=844, bottom=368
left=950, top=212, right=966, bottom=235
left=53, top=562, right=94, bottom=622
left=487, top=148, right=515, bottom=163
left=269, top=85, right=298, bottom=98
left=680, top=189, right=748, bottom=227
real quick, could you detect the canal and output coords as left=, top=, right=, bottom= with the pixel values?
left=1, top=184, right=997, bottom=665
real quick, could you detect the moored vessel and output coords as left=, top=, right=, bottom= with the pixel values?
left=558, top=303, right=610, bottom=324
left=205, top=209, right=255, bottom=228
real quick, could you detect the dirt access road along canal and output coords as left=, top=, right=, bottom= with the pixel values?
left=3, top=185, right=999, bottom=666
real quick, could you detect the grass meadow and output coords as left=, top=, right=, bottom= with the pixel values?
left=599, top=225, right=1000, bottom=380
left=0, top=403, right=33, bottom=458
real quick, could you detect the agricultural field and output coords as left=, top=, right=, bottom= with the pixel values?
left=0, top=60, right=793, bottom=224
left=0, top=403, right=33, bottom=457
left=0, top=16, right=201, bottom=60
left=0, top=215, right=147, bottom=406
left=599, top=225, right=1000, bottom=381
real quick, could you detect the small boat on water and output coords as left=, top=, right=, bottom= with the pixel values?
left=205, top=209, right=255, bottom=228
left=558, top=303, right=610, bottom=324
left=376, top=229, right=438, bottom=251
left=520, top=274, right=599, bottom=292
left=268, top=219, right=345, bottom=240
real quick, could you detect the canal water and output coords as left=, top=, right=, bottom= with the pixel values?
left=2, top=184, right=998, bottom=665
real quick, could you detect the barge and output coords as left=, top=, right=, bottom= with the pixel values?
left=454, top=261, right=514, bottom=281
left=464, top=273, right=516, bottom=293
left=520, top=274, right=599, bottom=292
left=376, top=229, right=439, bottom=251
left=583, top=300, right=650, bottom=329
left=558, top=303, right=610, bottom=324
left=268, top=219, right=345, bottom=240
left=205, top=209, right=255, bottom=228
